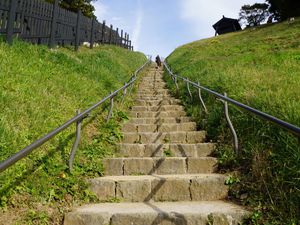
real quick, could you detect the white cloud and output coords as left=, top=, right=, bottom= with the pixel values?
left=111, top=17, right=122, bottom=22
left=94, top=1, right=109, bottom=21
left=179, top=0, right=265, bottom=38
left=132, top=0, right=143, bottom=51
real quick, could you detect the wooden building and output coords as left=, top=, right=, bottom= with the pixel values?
left=213, top=16, right=242, bottom=36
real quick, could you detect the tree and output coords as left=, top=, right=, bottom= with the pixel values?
left=46, top=0, right=96, bottom=18
left=239, top=3, right=270, bottom=27
left=267, top=0, right=300, bottom=21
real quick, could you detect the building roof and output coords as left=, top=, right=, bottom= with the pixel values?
left=213, top=16, right=241, bottom=30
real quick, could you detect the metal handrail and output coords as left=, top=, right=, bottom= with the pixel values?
left=0, top=58, right=151, bottom=173
left=163, top=61, right=300, bottom=137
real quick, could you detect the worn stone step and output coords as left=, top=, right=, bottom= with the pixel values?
left=138, top=87, right=166, bottom=90
left=122, top=131, right=206, bottom=144
left=136, top=95, right=173, bottom=98
left=64, top=201, right=249, bottom=225
left=141, top=77, right=164, bottom=80
left=129, top=110, right=186, bottom=118
left=137, top=94, right=171, bottom=99
left=137, top=90, right=169, bottom=94
left=128, top=117, right=192, bottom=124
left=131, top=105, right=184, bottom=112
left=136, top=94, right=172, bottom=98
left=117, top=143, right=215, bottom=157
left=139, top=82, right=165, bottom=85
left=136, top=97, right=174, bottom=101
left=89, top=174, right=228, bottom=202
left=139, top=83, right=166, bottom=87
left=135, top=99, right=181, bottom=106
left=122, top=122, right=196, bottom=133
left=103, top=157, right=217, bottom=176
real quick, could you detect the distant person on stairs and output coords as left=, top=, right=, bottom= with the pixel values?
left=155, top=55, right=161, bottom=67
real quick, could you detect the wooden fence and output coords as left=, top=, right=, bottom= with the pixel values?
left=0, top=0, right=133, bottom=50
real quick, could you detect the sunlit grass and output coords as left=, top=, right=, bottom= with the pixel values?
left=166, top=18, right=300, bottom=224
left=0, top=40, right=146, bottom=224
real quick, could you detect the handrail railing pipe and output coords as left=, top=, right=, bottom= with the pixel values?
left=0, top=58, right=151, bottom=173
left=163, top=61, right=300, bottom=150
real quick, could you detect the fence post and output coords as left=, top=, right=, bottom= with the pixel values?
left=75, top=9, right=81, bottom=51
left=109, top=24, right=113, bottom=44
left=124, top=33, right=127, bottom=48
left=90, top=18, right=95, bottom=49
left=6, top=0, right=18, bottom=45
left=49, top=0, right=59, bottom=48
left=101, top=20, right=106, bottom=44
left=120, top=29, right=123, bottom=47
left=116, top=27, right=119, bottom=45
left=127, top=34, right=130, bottom=49
left=129, top=40, right=132, bottom=50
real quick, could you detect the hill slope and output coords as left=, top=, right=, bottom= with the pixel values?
left=0, top=41, right=146, bottom=224
left=166, top=19, right=300, bottom=224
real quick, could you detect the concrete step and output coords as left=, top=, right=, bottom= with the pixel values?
left=131, top=105, right=184, bottom=112
left=103, top=157, right=217, bottom=176
left=116, top=143, right=215, bottom=157
left=89, top=174, right=228, bottom=202
left=122, top=131, right=206, bottom=144
left=122, top=122, right=196, bottom=133
left=129, top=110, right=186, bottom=118
left=128, top=117, right=192, bottom=124
left=64, top=201, right=249, bottom=225
left=134, top=99, right=181, bottom=106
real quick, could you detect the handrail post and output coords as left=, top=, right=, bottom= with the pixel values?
left=186, top=78, right=192, bottom=101
left=69, top=109, right=82, bottom=172
left=121, top=82, right=127, bottom=104
left=174, top=76, right=179, bottom=93
left=223, top=93, right=239, bottom=155
left=106, top=92, right=114, bottom=122
left=129, top=76, right=135, bottom=95
left=197, top=81, right=208, bottom=114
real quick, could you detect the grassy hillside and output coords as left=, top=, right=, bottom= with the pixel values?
left=0, top=40, right=147, bottom=224
left=166, top=19, right=300, bottom=224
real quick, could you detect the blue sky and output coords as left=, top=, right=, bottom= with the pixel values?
left=94, top=0, right=265, bottom=57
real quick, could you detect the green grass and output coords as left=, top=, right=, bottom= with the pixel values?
left=166, top=19, right=300, bottom=224
left=0, top=40, right=146, bottom=224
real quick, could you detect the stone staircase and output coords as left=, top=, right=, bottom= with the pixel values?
left=64, top=65, right=249, bottom=225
